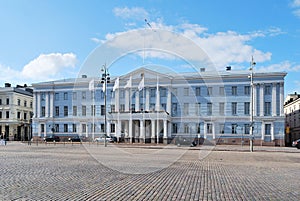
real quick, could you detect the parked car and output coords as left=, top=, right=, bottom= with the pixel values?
left=94, top=135, right=114, bottom=143
left=292, top=139, right=300, bottom=149
left=68, top=135, right=81, bottom=142
left=44, top=135, right=60, bottom=142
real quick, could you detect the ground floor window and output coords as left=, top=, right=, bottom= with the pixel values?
left=265, top=124, right=271, bottom=135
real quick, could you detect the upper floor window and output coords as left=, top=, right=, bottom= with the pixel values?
left=232, top=86, right=237, bottom=96
left=64, top=92, right=68, bottom=100
left=232, top=124, right=237, bottom=134
left=207, top=87, right=213, bottom=96
left=183, top=103, right=189, bottom=115
left=55, top=106, right=59, bottom=116
left=64, top=106, right=68, bottom=116
left=24, top=100, right=27, bottom=107
left=0, top=99, right=2, bottom=105
left=55, top=93, right=59, bottom=101
left=6, top=98, right=9, bottom=105
left=172, top=88, right=177, bottom=96
left=30, top=102, right=33, bottom=108
left=219, top=87, right=225, bottom=96
left=207, top=102, right=212, bottom=115
left=244, top=86, right=250, bottom=95
left=41, top=92, right=45, bottom=101
left=265, top=85, right=271, bottom=95
left=219, top=102, right=225, bottom=115
left=82, top=91, right=86, bottom=100
left=232, top=102, right=237, bottom=115
left=244, top=102, right=250, bottom=115
left=219, top=123, right=225, bottom=134
left=160, top=88, right=167, bottom=97
left=264, top=102, right=271, bottom=116
left=195, top=87, right=201, bottom=96
left=73, top=92, right=77, bottom=100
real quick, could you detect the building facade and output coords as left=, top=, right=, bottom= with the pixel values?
left=284, top=92, right=300, bottom=146
left=32, top=68, right=286, bottom=146
left=0, top=83, right=33, bottom=141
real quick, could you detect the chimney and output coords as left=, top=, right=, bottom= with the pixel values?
left=5, top=83, right=11, bottom=87
left=226, top=66, right=231, bottom=71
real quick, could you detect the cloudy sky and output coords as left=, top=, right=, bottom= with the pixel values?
left=0, top=0, right=300, bottom=95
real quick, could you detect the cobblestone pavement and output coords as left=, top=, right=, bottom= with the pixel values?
left=0, top=142, right=299, bottom=201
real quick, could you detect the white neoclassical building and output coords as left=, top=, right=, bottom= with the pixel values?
left=32, top=67, right=286, bottom=146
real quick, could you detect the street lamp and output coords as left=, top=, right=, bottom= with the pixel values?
left=101, top=64, right=110, bottom=147
left=249, top=57, right=256, bottom=152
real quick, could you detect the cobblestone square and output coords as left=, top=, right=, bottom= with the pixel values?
left=0, top=143, right=299, bottom=200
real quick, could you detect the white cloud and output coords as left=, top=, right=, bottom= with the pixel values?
left=256, top=61, right=300, bottom=72
left=113, top=7, right=149, bottom=20
left=290, top=0, right=300, bottom=7
left=293, top=9, right=300, bottom=18
left=0, top=63, right=23, bottom=85
left=21, top=53, right=77, bottom=80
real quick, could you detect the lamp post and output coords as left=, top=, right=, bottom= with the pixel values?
left=249, top=57, right=256, bottom=152
left=101, top=64, right=110, bottom=147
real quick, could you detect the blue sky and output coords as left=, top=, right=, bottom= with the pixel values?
left=0, top=0, right=300, bottom=95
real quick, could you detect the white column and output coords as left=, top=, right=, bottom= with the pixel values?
left=260, top=84, right=264, bottom=116
left=107, top=122, right=111, bottom=136
left=129, top=119, right=132, bottom=143
left=140, top=120, right=144, bottom=140
left=136, top=91, right=140, bottom=111
left=37, top=92, right=41, bottom=118
left=116, top=120, right=121, bottom=138
left=167, top=88, right=171, bottom=115
left=253, top=84, right=257, bottom=116
left=204, top=123, right=207, bottom=139
left=279, top=83, right=284, bottom=116
left=212, top=123, right=215, bottom=139
left=145, top=88, right=150, bottom=111
left=125, top=121, right=129, bottom=138
left=261, top=123, right=265, bottom=140
left=163, top=120, right=167, bottom=138
left=271, top=122, right=274, bottom=141
left=168, top=121, right=172, bottom=138
left=156, top=120, right=160, bottom=142
left=125, top=89, right=130, bottom=112
left=155, top=87, right=160, bottom=111
left=151, top=120, right=155, bottom=138
left=45, top=92, right=49, bottom=117
left=115, top=89, right=120, bottom=112
left=272, top=83, right=277, bottom=116
left=50, top=92, right=54, bottom=117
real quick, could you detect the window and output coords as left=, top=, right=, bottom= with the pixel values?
left=219, top=124, right=225, bottom=134
left=82, top=91, right=86, bottom=99
left=120, top=89, right=125, bottom=98
left=41, top=92, right=45, bottom=101
left=64, top=106, right=68, bottom=116
left=82, top=124, right=86, bottom=133
left=265, top=124, right=271, bottom=135
left=184, top=88, right=189, bottom=96
left=207, top=123, right=212, bottom=134
left=17, top=112, right=20, bottom=119
left=172, top=103, right=177, bottom=116
left=161, top=103, right=166, bottom=111
left=100, top=124, right=105, bottom=132
left=101, top=105, right=105, bottom=115
left=91, top=105, right=95, bottom=116
left=232, top=102, right=237, bottom=115
left=24, top=113, right=27, bottom=120
left=82, top=105, right=86, bottom=116
left=6, top=111, right=9, bottom=118
left=54, top=106, right=59, bottom=116
left=111, top=104, right=115, bottom=113
left=244, top=124, right=250, bottom=134
left=41, top=124, right=45, bottom=133
left=232, top=86, right=237, bottom=95
left=195, top=87, right=201, bottom=96
left=195, top=103, right=201, bottom=116
left=207, top=87, right=212, bottom=96
left=55, top=93, right=59, bottom=101
left=6, top=98, right=9, bottom=105
left=184, top=103, right=189, bottom=115
left=264, top=102, right=271, bottom=116
left=219, top=87, right=224, bottom=96
left=160, top=88, right=167, bottom=97
left=172, top=123, right=178, bottom=133
left=55, top=124, right=59, bottom=132
left=150, top=88, right=156, bottom=97
left=0, top=111, right=2, bottom=118
left=219, top=103, right=224, bottom=115
left=17, top=99, right=21, bottom=106
left=232, top=124, right=237, bottom=134
left=265, top=85, right=271, bottom=95
left=30, top=102, right=33, bottom=108
left=184, top=123, right=189, bottom=133
left=111, top=124, right=116, bottom=133
left=24, top=100, right=27, bottom=107
left=0, top=99, right=2, bottom=105
left=150, top=103, right=155, bottom=111
left=120, top=104, right=125, bottom=112
left=244, top=102, right=250, bottom=115
left=207, top=102, right=212, bottom=115
left=244, top=86, right=250, bottom=95
left=72, top=92, right=77, bottom=100
left=41, top=106, right=45, bottom=117
left=72, top=124, right=76, bottom=132
left=73, top=106, right=77, bottom=116
left=64, top=92, right=68, bottom=100
left=64, top=124, right=68, bottom=132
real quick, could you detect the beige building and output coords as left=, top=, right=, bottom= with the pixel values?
left=0, top=83, right=33, bottom=141
left=284, top=92, right=300, bottom=146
